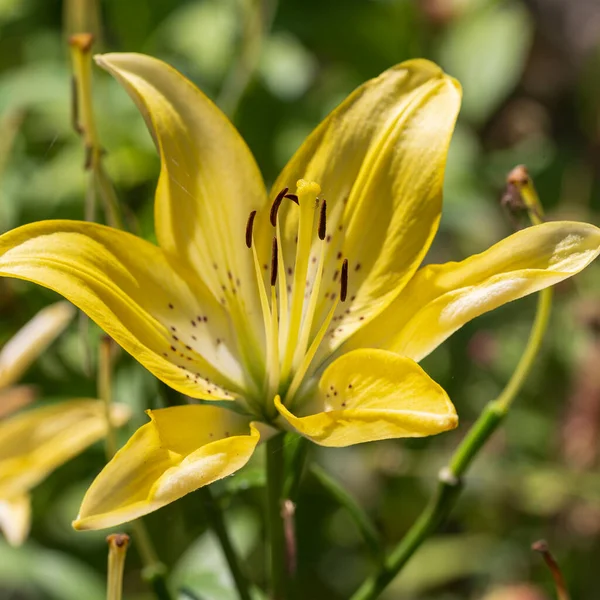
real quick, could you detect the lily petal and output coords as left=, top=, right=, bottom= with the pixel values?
left=0, top=494, right=30, bottom=546
left=351, top=221, right=600, bottom=361
left=0, top=221, right=244, bottom=398
left=0, top=399, right=131, bottom=499
left=273, top=59, right=461, bottom=354
left=96, top=53, right=270, bottom=364
left=275, top=349, right=457, bottom=447
left=73, top=405, right=259, bottom=530
left=0, top=301, right=74, bottom=389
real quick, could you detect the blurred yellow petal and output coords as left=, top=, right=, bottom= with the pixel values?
left=350, top=221, right=600, bottom=361
left=0, top=301, right=74, bottom=389
left=96, top=53, right=269, bottom=358
left=0, top=399, right=130, bottom=498
left=0, top=494, right=30, bottom=546
left=73, top=405, right=259, bottom=530
left=276, top=349, right=457, bottom=447
left=0, top=221, right=243, bottom=399
left=273, top=60, right=461, bottom=355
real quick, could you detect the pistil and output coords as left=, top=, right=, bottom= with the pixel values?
left=280, top=180, right=321, bottom=382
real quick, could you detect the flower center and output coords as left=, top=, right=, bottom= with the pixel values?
left=246, top=180, right=350, bottom=412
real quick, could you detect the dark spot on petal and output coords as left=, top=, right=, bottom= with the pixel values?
left=168, top=303, right=174, bottom=309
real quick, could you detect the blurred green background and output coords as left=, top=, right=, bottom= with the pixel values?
left=1, top=0, right=600, bottom=598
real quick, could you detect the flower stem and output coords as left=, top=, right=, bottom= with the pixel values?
left=106, top=534, right=130, bottom=600
left=532, top=539, right=571, bottom=600
left=69, top=32, right=123, bottom=229
left=98, top=336, right=117, bottom=461
left=266, top=433, right=287, bottom=599
left=310, top=464, right=383, bottom=562
left=218, top=0, right=277, bottom=117
left=199, top=487, right=252, bottom=600
left=351, top=168, right=553, bottom=600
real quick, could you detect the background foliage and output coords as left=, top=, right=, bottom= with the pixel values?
left=1, top=0, right=600, bottom=598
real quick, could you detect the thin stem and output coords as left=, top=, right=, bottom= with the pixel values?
left=106, top=534, right=130, bottom=600
left=98, top=336, right=117, bottom=460
left=532, top=540, right=571, bottom=600
left=218, top=0, right=277, bottom=117
left=351, top=471, right=462, bottom=600
left=351, top=168, right=553, bottom=600
left=266, top=433, right=287, bottom=599
left=311, top=464, right=383, bottom=562
left=69, top=33, right=123, bottom=229
left=283, top=436, right=309, bottom=501
left=199, top=487, right=252, bottom=600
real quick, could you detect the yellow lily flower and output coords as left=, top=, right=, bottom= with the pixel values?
left=0, top=54, right=597, bottom=530
left=0, top=302, right=131, bottom=544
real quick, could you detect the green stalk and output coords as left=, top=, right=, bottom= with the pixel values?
left=266, top=433, right=287, bottom=599
left=351, top=168, right=553, bottom=600
left=106, top=534, right=130, bottom=600
left=311, top=464, right=383, bottom=562
left=98, top=336, right=117, bottom=461
left=200, top=488, right=252, bottom=600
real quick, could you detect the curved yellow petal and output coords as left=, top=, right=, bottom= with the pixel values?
left=0, top=494, right=30, bottom=546
left=276, top=349, right=457, bottom=447
left=0, top=399, right=130, bottom=498
left=0, top=221, right=244, bottom=399
left=273, top=59, right=461, bottom=356
left=73, top=405, right=260, bottom=530
left=351, top=221, right=600, bottom=361
left=0, top=301, right=74, bottom=390
left=96, top=53, right=270, bottom=361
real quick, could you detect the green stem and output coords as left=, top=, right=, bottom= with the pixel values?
left=351, top=471, right=463, bottom=600
left=217, top=0, right=277, bottom=117
left=351, top=285, right=553, bottom=600
left=266, top=433, right=287, bottom=599
left=283, top=436, right=309, bottom=501
left=351, top=163, right=553, bottom=600
left=133, top=520, right=173, bottom=600
left=98, top=336, right=117, bottom=461
left=200, top=488, right=252, bottom=600
left=311, top=464, right=383, bottom=562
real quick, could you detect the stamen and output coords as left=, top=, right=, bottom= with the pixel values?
left=270, top=237, right=278, bottom=287
left=280, top=180, right=321, bottom=381
left=285, top=298, right=339, bottom=404
left=270, top=187, right=288, bottom=227
left=340, top=258, right=348, bottom=302
left=285, top=193, right=299, bottom=204
left=318, top=199, right=327, bottom=241
left=245, top=210, right=256, bottom=249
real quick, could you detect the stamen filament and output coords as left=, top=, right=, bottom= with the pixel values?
left=249, top=226, right=274, bottom=395
left=284, top=296, right=339, bottom=405
left=292, top=235, right=326, bottom=371
left=281, top=181, right=320, bottom=382
left=276, top=219, right=290, bottom=354
left=268, top=284, right=281, bottom=402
